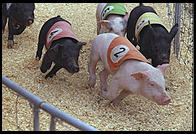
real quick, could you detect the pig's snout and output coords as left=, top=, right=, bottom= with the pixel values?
left=162, top=97, right=171, bottom=105
left=28, top=19, right=33, bottom=25
left=27, top=18, right=34, bottom=26
left=25, top=15, right=34, bottom=26
left=66, top=61, right=79, bottom=73
left=158, top=95, right=171, bottom=105
left=159, top=54, right=170, bottom=64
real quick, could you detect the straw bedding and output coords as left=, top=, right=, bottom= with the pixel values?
left=2, top=3, right=193, bottom=131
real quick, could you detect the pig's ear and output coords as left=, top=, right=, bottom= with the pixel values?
left=77, top=42, right=86, bottom=46
left=123, top=12, right=129, bottom=22
left=47, top=44, right=62, bottom=60
left=98, top=20, right=112, bottom=29
left=157, top=64, right=169, bottom=73
left=169, top=23, right=178, bottom=41
left=147, top=21, right=156, bottom=37
left=131, top=71, right=149, bottom=80
left=77, top=42, right=86, bottom=49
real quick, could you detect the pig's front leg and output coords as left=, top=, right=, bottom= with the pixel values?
left=99, top=68, right=109, bottom=91
left=101, top=78, right=119, bottom=101
left=111, top=89, right=132, bottom=105
left=40, top=52, right=53, bottom=73
left=96, top=10, right=101, bottom=35
left=45, top=64, right=61, bottom=79
left=96, top=21, right=101, bottom=35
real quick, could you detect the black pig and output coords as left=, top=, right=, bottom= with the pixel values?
left=36, top=16, right=86, bottom=79
left=2, top=3, right=35, bottom=48
left=126, top=3, right=178, bottom=67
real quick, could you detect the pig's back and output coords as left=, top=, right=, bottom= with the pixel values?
left=93, top=33, right=119, bottom=71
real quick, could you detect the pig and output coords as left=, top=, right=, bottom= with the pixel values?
left=96, top=3, right=129, bottom=36
left=88, top=33, right=171, bottom=106
left=35, top=15, right=86, bottom=79
left=2, top=3, right=35, bottom=48
left=126, top=3, right=178, bottom=67
left=2, top=3, right=8, bottom=33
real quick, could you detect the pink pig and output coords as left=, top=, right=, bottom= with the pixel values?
left=88, top=33, right=171, bottom=106
left=96, top=3, right=129, bottom=36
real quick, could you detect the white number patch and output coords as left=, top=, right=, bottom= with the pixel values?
left=47, top=28, right=63, bottom=43
left=110, top=45, right=129, bottom=63
left=135, top=18, right=148, bottom=34
left=101, top=6, right=114, bottom=20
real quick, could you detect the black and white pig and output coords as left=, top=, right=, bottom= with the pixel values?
left=2, top=3, right=35, bottom=48
left=126, top=3, right=178, bottom=67
left=35, top=16, right=86, bottom=79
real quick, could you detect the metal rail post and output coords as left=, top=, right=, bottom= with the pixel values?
left=174, top=3, right=181, bottom=59
left=50, top=116, right=56, bottom=131
left=33, top=105, right=40, bottom=131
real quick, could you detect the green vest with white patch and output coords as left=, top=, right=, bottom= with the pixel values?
left=101, top=3, right=127, bottom=20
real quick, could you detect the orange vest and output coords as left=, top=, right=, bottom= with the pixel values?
left=107, top=36, right=150, bottom=71
left=46, top=21, right=79, bottom=49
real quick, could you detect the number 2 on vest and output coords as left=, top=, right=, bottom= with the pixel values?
left=114, top=47, right=126, bottom=57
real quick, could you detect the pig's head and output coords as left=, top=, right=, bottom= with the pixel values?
left=46, top=39, right=86, bottom=74
left=151, top=24, right=178, bottom=67
left=148, top=23, right=179, bottom=67
left=131, top=64, right=171, bottom=105
left=99, top=12, right=129, bottom=36
left=9, top=3, right=35, bottom=27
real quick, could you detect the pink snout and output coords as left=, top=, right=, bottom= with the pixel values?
left=162, top=97, right=171, bottom=105
left=154, top=92, right=171, bottom=105
left=26, top=19, right=34, bottom=26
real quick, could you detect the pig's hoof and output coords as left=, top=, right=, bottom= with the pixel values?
left=100, top=89, right=108, bottom=99
left=88, top=78, right=96, bottom=88
left=7, top=40, right=14, bottom=49
left=45, top=73, right=55, bottom=79
left=111, top=99, right=120, bottom=106
left=109, top=102, right=118, bottom=109
left=88, top=82, right=95, bottom=88
left=104, top=101, right=118, bottom=109
left=35, top=56, right=40, bottom=61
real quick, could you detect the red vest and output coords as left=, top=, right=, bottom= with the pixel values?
left=46, top=21, right=79, bottom=49
left=107, top=36, right=150, bottom=71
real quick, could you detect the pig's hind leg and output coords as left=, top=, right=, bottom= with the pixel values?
left=7, top=18, right=15, bottom=48
left=88, top=47, right=100, bottom=88
left=36, top=31, right=46, bottom=60
left=99, top=68, right=109, bottom=91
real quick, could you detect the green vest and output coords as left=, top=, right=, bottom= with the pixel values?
left=101, top=3, right=127, bottom=20
left=135, top=12, right=167, bottom=41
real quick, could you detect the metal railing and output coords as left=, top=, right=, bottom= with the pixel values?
left=2, top=75, right=98, bottom=131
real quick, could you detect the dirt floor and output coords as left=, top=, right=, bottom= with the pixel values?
left=2, top=3, right=193, bottom=131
